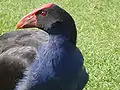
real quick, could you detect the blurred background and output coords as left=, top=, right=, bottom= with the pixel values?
left=0, top=0, right=120, bottom=90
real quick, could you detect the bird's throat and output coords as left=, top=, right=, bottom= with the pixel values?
left=47, top=22, right=77, bottom=46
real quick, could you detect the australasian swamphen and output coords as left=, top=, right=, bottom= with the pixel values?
left=0, top=29, right=48, bottom=90
left=15, top=3, right=89, bottom=90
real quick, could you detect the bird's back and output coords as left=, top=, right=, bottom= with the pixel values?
left=0, top=29, right=48, bottom=90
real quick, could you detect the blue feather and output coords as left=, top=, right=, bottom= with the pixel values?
left=15, top=35, right=88, bottom=90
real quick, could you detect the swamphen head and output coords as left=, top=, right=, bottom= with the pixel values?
left=16, top=3, right=77, bottom=45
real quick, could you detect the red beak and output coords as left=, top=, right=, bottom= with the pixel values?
left=16, top=14, right=37, bottom=29
left=16, top=3, right=54, bottom=29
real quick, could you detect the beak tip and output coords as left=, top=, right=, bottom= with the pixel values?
left=16, top=25, right=19, bottom=29
left=16, top=24, right=18, bottom=29
left=16, top=23, right=22, bottom=29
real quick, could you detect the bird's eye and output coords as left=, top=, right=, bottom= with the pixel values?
left=40, top=10, right=47, bottom=16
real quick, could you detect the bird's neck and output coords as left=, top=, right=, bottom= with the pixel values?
left=47, top=21, right=77, bottom=46
left=48, top=34, right=68, bottom=43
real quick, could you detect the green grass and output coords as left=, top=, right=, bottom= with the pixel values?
left=0, top=0, right=120, bottom=90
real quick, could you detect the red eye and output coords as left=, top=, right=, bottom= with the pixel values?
left=40, top=10, right=47, bottom=16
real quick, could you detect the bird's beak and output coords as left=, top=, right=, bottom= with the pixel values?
left=16, top=13, right=38, bottom=29
left=16, top=3, right=54, bottom=29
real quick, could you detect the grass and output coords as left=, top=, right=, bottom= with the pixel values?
left=0, top=0, right=120, bottom=90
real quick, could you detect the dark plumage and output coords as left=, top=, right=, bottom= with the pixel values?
left=0, top=30, right=48, bottom=90
left=15, top=3, right=88, bottom=90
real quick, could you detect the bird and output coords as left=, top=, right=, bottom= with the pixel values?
left=14, top=3, right=89, bottom=90
left=0, top=29, right=48, bottom=90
